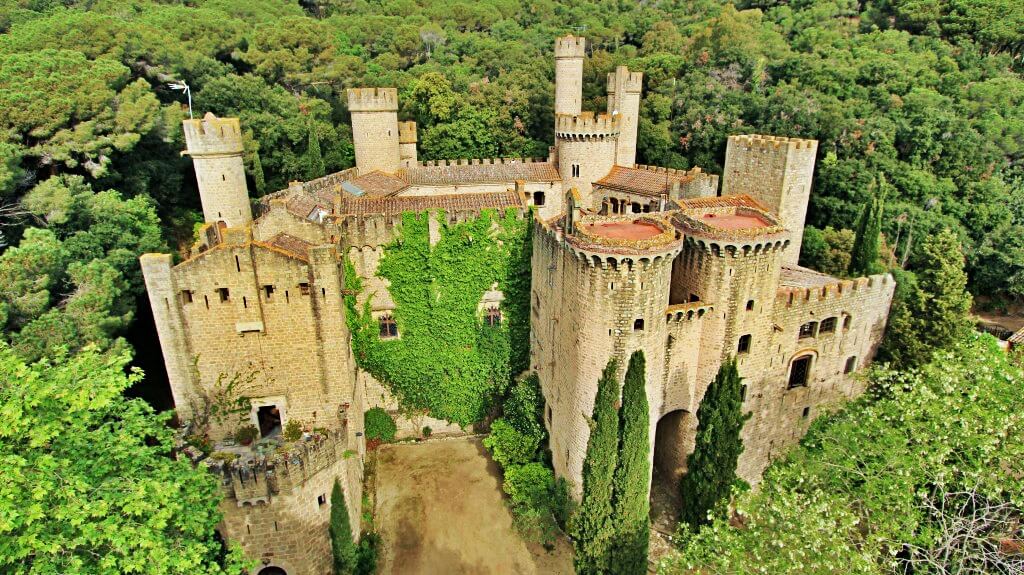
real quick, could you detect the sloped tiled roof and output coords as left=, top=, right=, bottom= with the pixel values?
left=678, top=194, right=768, bottom=211
left=401, top=162, right=559, bottom=186
left=594, top=165, right=694, bottom=196
left=1010, top=327, right=1024, bottom=345
left=257, top=233, right=314, bottom=261
left=338, top=191, right=524, bottom=217
left=345, top=170, right=409, bottom=197
left=779, top=265, right=840, bottom=289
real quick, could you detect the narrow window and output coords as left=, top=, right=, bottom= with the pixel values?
left=263, top=285, right=274, bottom=300
left=546, top=405, right=552, bottom=427
left=802, top=406, right=810, bottom=418
left=285, top=290, right=290, bottom=303
left=299, top=282, right=311, bottom=295
left=844, top=356, right=857, bottom=374
left=217, top=287, right=230, bottom=302
left=798, top=321, right=817, bottom=339
left=222, top=174, right=226, bottom=181
left=181, top=290, right=194, bottom=304
left=740, top=384, right=747, bottom=401
left=321, top=287, right=326, bottom=297
left=243, top=296, right=248, bottom=308
left=204, top=295, right=210, bottom=309
left=485, top=308, right=501, bottom=327
left=820, top=317, right=837, bottom=333
left=746, top=299, right=755, bottom=311
left=235, top=255, right=241, bottom=273
left=533, top=191, right=546, bottom=206
left=317, top=494, right=327, bottom=506
left=738, top=334, right=752, bottom=354
left=843, top=316, right=852, bottom=330
left=633, top=318, right=644, bottom=331
left=378, top=315, right=398, bottom=339
left=788, top=355, right=812, bottom=388
left=571, top=164, right=580, bottom=178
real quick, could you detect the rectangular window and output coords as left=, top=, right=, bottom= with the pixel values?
left=263, top=285, right=274, bottom=300
left=798, top=321, right=817, bottom=339
left=485, top=308, right=502, bottom=327
left=378, top=315, right=398, bottom=339
left=217, top=287, right=230, bottom=302
left=820, top=317, right=837, bottom=333
left=738, top=334, right=752, bottom=354
left=299, top=282, right=310, bottom=295
left=740, top=385, right=747, bottom=402
left=533, top=191, right=546, bottom=206
left=317, top=494, right=326, bottom=506
left=181, top=290, right=194, bottom=304
left=844, top=356, right=857, bottom=374
left=802, top=406, right=810, bottom=418
left=788, top=356, right=812, bottom=388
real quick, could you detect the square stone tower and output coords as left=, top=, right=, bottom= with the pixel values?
left=348, top=88, right=401, bottom=174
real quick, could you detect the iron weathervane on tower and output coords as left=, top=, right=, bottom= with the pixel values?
left=168, top=81, right=193, bottom=119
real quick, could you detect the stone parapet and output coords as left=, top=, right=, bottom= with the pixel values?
left=554, top=34, right=586, bottom=59
left=555, top=112, right=620, bottom=140
left=777, top=272, right=894, bottom=309
left=607, top=69, right=643, bottom=94
left=539, top=215, right=682, bottom=264
left=398, top=121, right=418, bottom=144
left=347, top=87, right=398, bottom=112
left=411, top=156, right=547, bottom=168
left=673, top=206, right=787, bottom=242
left=183, top=113, right=243, bottom=156
left=728, top=133, right=817, bottom=151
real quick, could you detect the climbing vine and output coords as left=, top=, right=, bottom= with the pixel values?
left=344, top=209, right=531, bottom=425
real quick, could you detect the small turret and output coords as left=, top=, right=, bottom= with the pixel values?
left=347, top=88, right=401, bottom=174
left=607, top=66, right=643, bottom=167
left=554, top=35, right=586, bottom=122
left=398, top=121, right=418, bottom=167
left=183, top=113, right=252, bottom=228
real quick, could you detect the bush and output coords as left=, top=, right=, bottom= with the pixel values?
left=421, top=426, right=432, bottom=438
left=482, top=418, right=540, bottom=468
left=504, top=374, right=545, bottom=438
left=503, top=462, right=555, bottom=506
left=355, top=531, right=379, bottom=575
left=364, top=407, right=397, bottom=442
left=283, top=419, right=303, bottom=442
left=234, top=424, right=258, bottom=444
left=502, top=463, right=571, bottom=547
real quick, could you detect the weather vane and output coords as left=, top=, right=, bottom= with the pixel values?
left=168, top=81, right=193, bottom=119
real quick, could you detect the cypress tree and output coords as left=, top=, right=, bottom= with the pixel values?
left=609, top=351, right=651, bottom=574
left=329, top=480, right=357, bottom=575
left=915, top=227, right=972, bottom=351
left=680, top=357, right=750, bottom=529
left=570, top=358, right=620, bottom=575
left=252, top=148, right=266, bottom=196
left=848, top=176, right=886, bottom=276
left=307, top=121, right=325, bottom=180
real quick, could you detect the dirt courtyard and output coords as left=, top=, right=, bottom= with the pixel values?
left=372, top=437, right=574, bottom=575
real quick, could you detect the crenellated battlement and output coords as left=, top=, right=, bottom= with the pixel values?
left=555, top=112, right=620, bottom=140
left=728, top=134, right=818, bottom=152
left=183, top=113, right=243, bottom=156
left=398, top=121, right=417, bottom=143
left=776, top=272, right=893, bottom=308
left=634, top=164, right=706, bottom=178
left=347, top=87, right=398, bottom=112
left=410, top=156, right=547, bottom=168
left=554, top=34, right=586, bottom=59
left=607, top=67, right=643, bottom=94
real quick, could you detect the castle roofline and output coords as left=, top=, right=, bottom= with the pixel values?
left=550, top=213, right=683, bottom=258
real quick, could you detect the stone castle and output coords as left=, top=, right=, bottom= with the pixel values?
left=141, top=35, right=895, bottom=574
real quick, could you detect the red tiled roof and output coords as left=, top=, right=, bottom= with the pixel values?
left=338, top=191, right=525, bottom=217
left=347, top=171, right=408, bottom=197
left=594, top=165, right=694, bottom=196
left=401, top=161, right=559, bottom=186
left=678, top=194, right=768, bottom=211
left=259, top=233, right=314, bottom=261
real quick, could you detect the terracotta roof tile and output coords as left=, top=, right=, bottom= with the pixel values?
left=594, top=165, right=694, bottom=196
left=260, top=233, right=314, bottom=261
left=346, top=171, right=408, bottom=197
left=338, top=191, right=525, bottom=217
left=678, top=194, right=768, bottom=211
left=1010, top=327, right=1024, bottom=344
left=401, top=161, right=559, bottom=186
left=779, top=265, right=839, bottom=288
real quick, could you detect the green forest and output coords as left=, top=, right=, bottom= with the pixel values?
left=0, top=0, right=1022, bottom=573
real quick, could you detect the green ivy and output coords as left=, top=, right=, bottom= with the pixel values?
left=344, top=209, right=531, bottom=425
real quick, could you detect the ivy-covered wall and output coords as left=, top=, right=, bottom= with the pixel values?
left=344, top=209, right=532, bottom=426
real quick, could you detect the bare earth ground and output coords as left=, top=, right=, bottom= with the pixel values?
left=372, top=437, right=574, bottom=575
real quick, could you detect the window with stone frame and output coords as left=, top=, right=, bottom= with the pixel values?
left=798, top=321, right=818, bottom=339
left=533, top=191, right=546, bottom=206
left=378, top=315, right=398, bottom=339
left=737, top=334, right=752, bottom=354
left=485, top=307, right=502, bottom=327
left=788, top=355, right=812, bottom=388
left=819, top=317, right=838, bottom=333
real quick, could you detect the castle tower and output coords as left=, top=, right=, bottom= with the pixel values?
left=721, top=135, right=819, bottom=265
left=183, top=113, right=252, bottom=229
left=555, top=112, right=619, bottom=205
left=398, top=121, right=418, bottom=167
left=554, top=35, right=586, bottom=121
left=531, top=214, right=682, bottom=497
left=348, top=88, right=401, bottom=174
left=606, top=66, right=642, bottom=167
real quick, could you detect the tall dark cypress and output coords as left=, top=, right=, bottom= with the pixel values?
left=252, top=148, right=266, bottom=196
left=307, top=121, right=325, bottom=180
left=570, top=358, right=620, bottom=575
left=329, top=481, right=357, bottom=574
left=609, top=351, right=651, bottom=574
left=849, top=176, right=886, bottom=276
left=680, top=357, right=750, bottom=529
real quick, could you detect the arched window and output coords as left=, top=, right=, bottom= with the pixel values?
left=378, top=315, right=398, bottom=339
left=633, top=318, right=645, bottom=331
left=737, top=334, right=752, bottom=354
left=788, top=355, right=813, bottom=388
left=798, top=321, right=817, bottom=339
left=844, top=316, right=852, bottom=329
left=746, top=299, right=755, bottom=311
left=820, top=317, right=837, bottom=333
left=485, top=308, right=502, bottom=327
left=258, top=568, right=287, bottom=575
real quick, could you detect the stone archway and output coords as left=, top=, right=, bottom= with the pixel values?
left=650, top=409, right=696, bottom=531
left=257, top=567, right=286, bottom=575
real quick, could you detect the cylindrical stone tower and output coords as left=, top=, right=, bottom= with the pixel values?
left=555, top=113, right=619, bottom=206
left=721, top=135, right=819, bottom=265
left=554, top=35, right=586, bottom=121
left=347, top=88, right=401, bottom=174
left=398, top=121, right=418, bottom=167
left=183, top=113, right=252, bottom=228
left=606, top=65, right=643, bottom=167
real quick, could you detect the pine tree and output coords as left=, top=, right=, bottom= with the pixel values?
left=848, top=176, right=886, bottom=276
left=252, top=148, right=266, bottom=196
left=307, top=121, right=325, bottom=180
left=329, top=480, right=357, bottom=575
left=609, top=351, right=651, bottom=574
left=680, top=357, right=750, bottom=529
left=570, top=358, right=620, bottom=575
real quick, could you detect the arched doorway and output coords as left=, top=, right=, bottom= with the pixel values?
left=650, top=409, right=696, bottom=531
left=257, top=567, right=287, bottom=575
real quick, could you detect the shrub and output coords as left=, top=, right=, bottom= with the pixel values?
left=234, top=424, right=258, bottom=444
left=355, top=531, right=380, bottom=575
left=482, top=418, right=540, bottom=468
left=504, top=373, right=545, bottom=438
left=329, top=481, right=357, bottom=574
left=421, top=425, right=432, bottom=438
left=503, top=462, right=555, bottom=506
left=283, top=419, right=303, bottom=442
left=364, top=407, right=397, bottom=442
